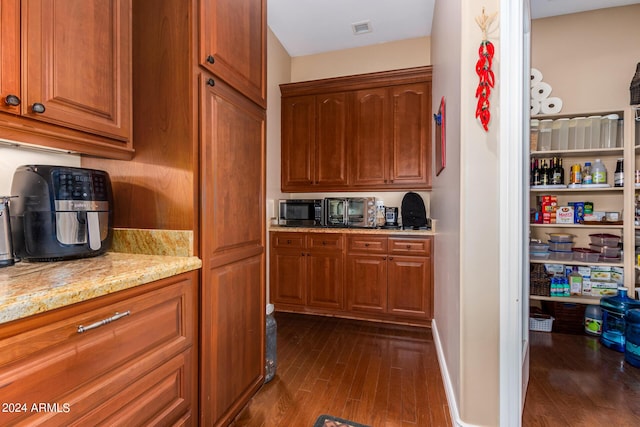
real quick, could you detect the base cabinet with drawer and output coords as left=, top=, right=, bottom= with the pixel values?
left=346, top=235, right=433, bottom=320
left=0, top=271, right=198, bottom=426
left=270, top=232, right=344, bottom=311
left=270, top=231, right=433, bottom=325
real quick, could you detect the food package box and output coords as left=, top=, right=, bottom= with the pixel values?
left=540, top=195, right=557, bottom=224
left=555, top=206, right=574, bottom=224
left=568, top=202, right=585, bottom=223
left=590, top=265, right=612, bottom=282
left=583, top=212, right=606, bottom=222
left=605, top=212, right=620, bottom=221
left=590, top=280, right=618, bottom=289
left=581, top=278, right=592, bottom=295
left=611, top=267, right=624, bottom=285
left=565, top=266, right=591, bottom=279
left=544, top=263, right=565, bottom=277
left=590, top=286, right=618, bottom=297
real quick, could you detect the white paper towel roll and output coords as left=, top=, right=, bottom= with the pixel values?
left=540, top=97, right=563, bottom=114
left=530, top=68, right=543, bottom=86
left=530, top=100, right=541, bottom=116
left=531, top=82, right=552, bottom=100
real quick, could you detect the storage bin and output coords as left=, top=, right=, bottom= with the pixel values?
left=542, top=301, right=587, bottom=335
left=530, top=242, right=549, bottom=252
left=546, top=232, right=575, bottom=243
left=600, top=114, right=619, bottom=149
left=587, top=115, right=602, bottom=148
left=589, top=244, right=621, bottom=258
left=551, top=118, right=570, bottom=150
left=538, top=119, right=553, bottom=151
left=531, top=252, right=551, bottom=260
left=529, top=314, right=554, bottom=332
left=589, top=233, right=621, bottom=247
left=571, top=117, right=587, bottom=149
left=530, top=119, right=539, bottom=151
left=572, top=248, right=600, bottom=263
left=550, top=250, right=573, bottom=261
left=548, top=241, right=573, bottom=251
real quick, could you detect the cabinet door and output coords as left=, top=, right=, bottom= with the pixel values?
left=350, top=87, right=390, bottom=186
left=270, top=248, right=306, bottom=305
left=201, top=255, right=264, bottom=427
left=199, top=0, right=266, bottom=107
left=281, top=95, right=316, bottom=190
left=346, top=254, right=387, bottom=313
left=22, top=0, right=131, bottom=141
left=390, top=83, right=432, bottom=187
left=0, top=0, right=20, bottom=115
left=307, top=250, right=344, bottom=309
left=316, top=92, right=349, bottom=187
left=387, top=255, right=432, bottom=318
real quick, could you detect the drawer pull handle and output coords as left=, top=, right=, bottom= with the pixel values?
left=406, top=245, right=411, bottom=249
left=364, top=243, right=369, bottom=247
left=287, top=239, right=292, bottom=244
left=77, top=311, right=131, bottom=334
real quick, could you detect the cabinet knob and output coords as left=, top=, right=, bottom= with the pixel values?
left=31, top=103, right=46, bottom=114
left=4, top=94, right=20, bottom=106
left=206, top=55, right=215, bottom=64
left=406, top=245, right=411, bottom=249
left=287, top=239, right=292, bottom=244
left=322, top=241, right=327, bottom=245
left=383, top=256, right=387, bottom=260
left=364, top=243, right=370, bottom=247
left=207, top=78, right=215, bottom=87
left=389, top=257, right=394, bottom=260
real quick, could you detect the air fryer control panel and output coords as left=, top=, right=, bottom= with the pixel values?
left=53, top=169, right=110, bottom=201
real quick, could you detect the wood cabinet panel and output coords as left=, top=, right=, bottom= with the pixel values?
left=0, top=0, right=20, bottom=115
left=199, top=0, right=266, bottom=107
left=389, top=237, right=432, bottom=256
left=0, top=272, right=197, bottom=426
left=387, top=256, right=431, bottom=318
left=280, top=67, right=432, bottom=192
left=270, top=248, right=306, bottom=305
left=351, top=87, right=390, bottom=186
left=201, top=255, right=264, bottom=427
left=346, top=254, right=387, bottom=313
left=200, top=76, right=265, bottom=267
left=307, top=233, right=343, bottom=251
left=22, top=0, right=131, bottom=141
left=307, top=248, right=344, bottom=310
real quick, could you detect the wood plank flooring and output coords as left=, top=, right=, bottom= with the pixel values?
left=523, top=331, right=640, bottom=426
left=230, top=312, right=451, bottom=427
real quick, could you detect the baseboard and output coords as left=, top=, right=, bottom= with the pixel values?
left=431, top=319, right=480, bottom=427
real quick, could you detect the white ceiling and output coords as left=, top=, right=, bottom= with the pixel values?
left=268, top=0, right=640, bottom=57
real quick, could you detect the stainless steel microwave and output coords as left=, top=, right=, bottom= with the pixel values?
left=278, top=199, right=323, bottom=226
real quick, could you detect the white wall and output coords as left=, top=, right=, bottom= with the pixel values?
left=0, top=143, right=80, bottom=195
left=431, top=0, right=501, bottom=425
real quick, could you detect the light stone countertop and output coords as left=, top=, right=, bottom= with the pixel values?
left=0, top=229, right=201, bottom=325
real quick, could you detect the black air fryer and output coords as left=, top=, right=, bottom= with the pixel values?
left=401, top=192, right=428, bottom=230
left=10, top=165, right=113, bottom=261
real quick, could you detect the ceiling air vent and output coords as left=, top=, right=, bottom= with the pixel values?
left=352, top=20, right=372, bottom=35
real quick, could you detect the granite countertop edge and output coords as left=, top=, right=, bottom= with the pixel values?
left=268, top=225, right=437, bottom=235
left=0, top=228, right=202, bottom=326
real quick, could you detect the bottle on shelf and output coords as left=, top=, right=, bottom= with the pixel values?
left=614, top=158, right=624, bottom=187
left=592, top=158, right=607, bottom=184
left=558, top=158, right=565, bottom=184
left=570, top=163, right=582, bottom=185
left=550, top=157, right=563, bottom=185
left=533, top=159, right=541, bottom=186
left=540, top=160, right=549, bottom=186
left=582, top=162, right=593, bottom=185
left=600, top=287, right=640, bottom=352
left=568, top=266, right=582, bottom=296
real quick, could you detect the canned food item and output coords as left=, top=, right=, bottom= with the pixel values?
left=570, top=164, right=582, bottom=184
left=584, top=201, right=594, bottom=215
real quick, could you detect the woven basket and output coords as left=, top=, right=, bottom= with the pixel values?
left=631, top=62, right=640, bottom=105
left=529, top=263, right=550, bottom=296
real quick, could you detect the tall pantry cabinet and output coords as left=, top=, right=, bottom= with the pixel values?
left=82, top=1, right=266, bottom=426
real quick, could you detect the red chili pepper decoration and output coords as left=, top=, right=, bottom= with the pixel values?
left=475, top=40, right=494, bottom=131
left=474, top=8, right=497, bottom=132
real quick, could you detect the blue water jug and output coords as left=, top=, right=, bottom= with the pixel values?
left=625, top=309, right=640, bottom=367
left=600, top=287, right=640, bottom=352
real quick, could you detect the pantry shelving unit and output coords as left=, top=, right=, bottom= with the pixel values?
left=529, top=107, right=637, bottom=306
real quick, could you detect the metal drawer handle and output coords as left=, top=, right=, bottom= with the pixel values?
left=77, top=311, right=131, bottom=334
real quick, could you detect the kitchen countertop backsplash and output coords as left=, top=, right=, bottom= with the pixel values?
left=0, top=228, right=201, bottom=325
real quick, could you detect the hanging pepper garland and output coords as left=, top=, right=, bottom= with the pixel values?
left=475, top=8, right=497, bottom=132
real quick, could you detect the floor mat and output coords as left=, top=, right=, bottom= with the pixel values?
left=313, top=414, right=370, bottom=427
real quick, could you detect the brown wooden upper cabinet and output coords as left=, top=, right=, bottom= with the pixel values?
left=199, top=0, right=267, bottom=108
left=0, top=0, right=133, bottom=159
left=281, top=92, right=349, bottom=190
left=280, top=66, right=432, bottom=192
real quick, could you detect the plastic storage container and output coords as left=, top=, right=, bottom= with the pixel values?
left=548, top=241, right=573, bottom=251
left=538, top=119, right=553, bottom=151
left=265, top=303, right=277, bottom=383
left=572, top=248, right=600, bottom=263
left=584, top=305, right=603, bottom=336
left=587, top=115, right=602, bottom=148
left=549, top=250, right=573, bottom=261
left=530, top=242, right=549, bottom=253
left=530, top=119, right=539, bottom=151
left=551, top=118, right=570, bottom=150
left=546, top=233, right=575, bottom=243
left=600, top=287, right=640, bottom=352
left=625, top=309, right=640, bottom=367
left=589, top=233, right=621, bottom=247
left=570, top=117, right=587, bottom=150
left=600, top=114, right=619, bottom=148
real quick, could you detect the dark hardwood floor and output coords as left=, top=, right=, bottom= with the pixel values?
left=230, top=312, right=451, bottom=427
left=523, top=331, right=640, bottom=426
